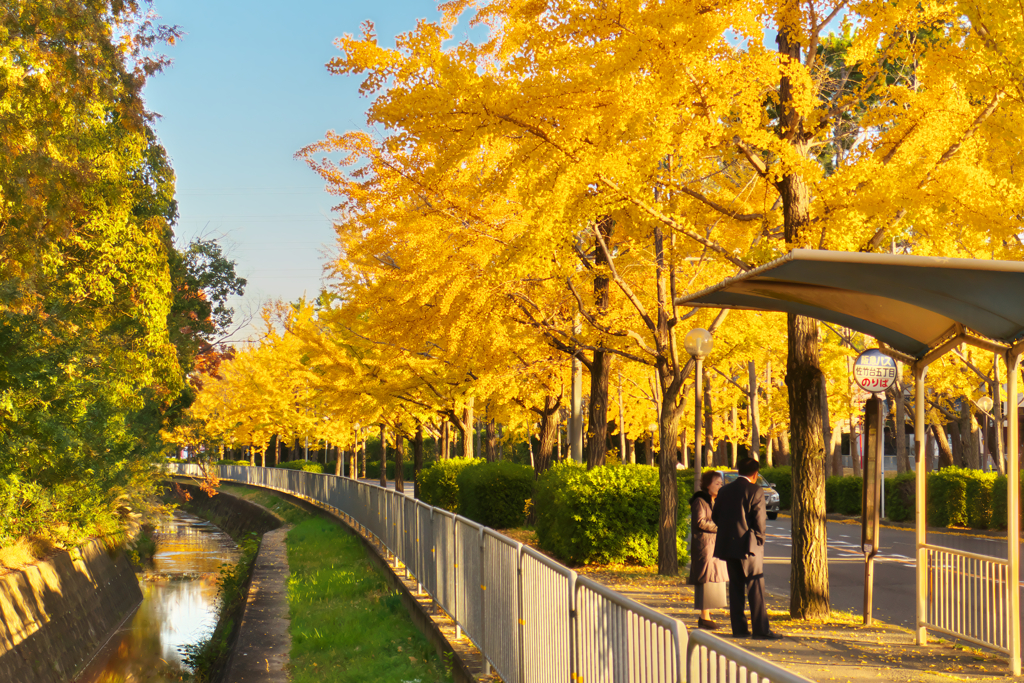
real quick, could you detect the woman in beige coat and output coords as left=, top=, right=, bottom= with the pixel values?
left=688, top=470, right=728, bottom=630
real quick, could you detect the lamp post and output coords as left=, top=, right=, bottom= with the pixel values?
left=684, top=328, right=714, bottom=492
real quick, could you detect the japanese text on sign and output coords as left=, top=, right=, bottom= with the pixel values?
left=853, top=349, right=897, bottom=394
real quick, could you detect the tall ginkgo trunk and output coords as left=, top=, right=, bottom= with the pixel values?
left=395, top=431, right=405, bottom=493
left=534, top=395, right=561, bottom=475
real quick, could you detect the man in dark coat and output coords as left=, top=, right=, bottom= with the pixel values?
left=711, top=458, right=777, bottom=639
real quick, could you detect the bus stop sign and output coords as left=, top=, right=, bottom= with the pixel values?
left=853, top=349, right=897, bottom=395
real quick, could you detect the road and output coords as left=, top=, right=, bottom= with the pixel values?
left=764, top=515, right=1023, bottom=635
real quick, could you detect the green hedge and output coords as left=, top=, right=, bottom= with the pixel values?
left=534, top=462, right=690, bottom=567
left=760, top=466, right=792, bottom=509
left=216, top=459, right=253, bottom=467
left=457, top=461, right=534, bottom=529
left=417, top=458, right=484, bottom=512
left=825, top=476, right=863, bottom=515
left=365, top=460, right=416, bottom=481
left=275, top=460, right=326, bottom=473
left=873, top=468, right=1015, bottom=530
left=885, top=472, right=917, bottom=522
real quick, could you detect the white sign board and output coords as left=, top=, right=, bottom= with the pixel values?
left=853, top=349, right=897, bottom=394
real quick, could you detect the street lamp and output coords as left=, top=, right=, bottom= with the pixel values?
left=684, top=328, right=714, bottom=491
left=977, top=395, right=994, bottom=413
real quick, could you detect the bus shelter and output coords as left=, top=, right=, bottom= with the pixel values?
left=678, top=249, right=1023, bottom=674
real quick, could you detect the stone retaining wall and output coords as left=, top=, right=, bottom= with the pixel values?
left=167, top=481, right=283, bottom=539
left=0, top=539, right=142, bottom=683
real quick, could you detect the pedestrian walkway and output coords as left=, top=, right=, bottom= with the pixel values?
left=223, top=526, right=292, bottom=682
left=577, top=563, right=1021, bottom=682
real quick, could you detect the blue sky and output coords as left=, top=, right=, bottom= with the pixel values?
left=144, top=1, right=465, bottom=341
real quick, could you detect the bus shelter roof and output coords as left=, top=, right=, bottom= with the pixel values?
left=677, top=249, right=1024, bottom=361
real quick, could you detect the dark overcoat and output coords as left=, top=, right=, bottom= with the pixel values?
left=711, top=476, right=767, bottom=575
left=687, top=491, right=728, bottom=585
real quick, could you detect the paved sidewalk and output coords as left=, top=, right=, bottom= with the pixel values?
left=223, top=526, right=292, bottom=682
left=577, top=564, right=1021, bottom=682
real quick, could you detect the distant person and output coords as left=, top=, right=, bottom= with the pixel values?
left=688, top=470, right=728, bottom=630
left=712, top=459, right=777, bottom=639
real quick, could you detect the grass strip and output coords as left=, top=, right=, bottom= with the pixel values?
left=218, top=484, right=454, bottom=682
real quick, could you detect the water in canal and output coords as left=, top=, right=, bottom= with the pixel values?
left=75, top=510, right=241, bottom=683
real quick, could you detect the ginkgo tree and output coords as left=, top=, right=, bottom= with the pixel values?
left=313, top=0, right=1024, bottom=618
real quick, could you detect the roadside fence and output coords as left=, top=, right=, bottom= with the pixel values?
left=169, top=462, right=811, bottom=683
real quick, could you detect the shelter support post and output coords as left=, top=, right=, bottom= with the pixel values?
left=1005, top=350, right=1021, bottom=676
left=913, top=363, right=928, bottom=646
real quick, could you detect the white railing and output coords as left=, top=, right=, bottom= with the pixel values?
left=169, top=462, right=812, bottom=683
left=687, top=628, right=811, bottom=682
left=924, top=544, right=1013, bottom=654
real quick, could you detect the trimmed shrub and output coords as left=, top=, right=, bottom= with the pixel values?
left=417, top=458, right=484, bottom=512
left=927, top=468, right=995, bottom=529
left=534, top=462, right=690, bottom=567
left=216, top=459, right=252, bottom=467
left=881, top=468, right=1000, bottom=528
left=760, top=466, right=792, bottom=510
left=990, top=474, right=1024, bottom=530
left=276, top=460, right=326, bottom=474
left=457, top=461, right=534, bottom=528
left=886, top=472, right=916, bottom=522
left=825, top=476, right=862, bottom=515
left=365, top=460, right=416, bottom=481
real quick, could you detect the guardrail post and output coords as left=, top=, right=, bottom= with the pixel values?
left=480, top=526, right=489, bottom=676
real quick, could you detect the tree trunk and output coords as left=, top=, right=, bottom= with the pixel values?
left=395, top=432, right=405, bottom=493
left=850, top=420, right=862, bottom=477
left=704, top=367, right=714, bottom=467
left=465, top=398, right=475, bottom=458
left=958, top=400, right=980, bottom=469
left=414, top=425, right=423, bottom=499
left=749, top=361, right=760, bottom=458
left=949, top=420, right=963, bottom=466
left=831, top=427, right=843, bottom=477
left=777, top=433, right=790, bottom=466
left=657, top=380, right=683, bottom=575
left=821, top=380, right=832, bottom=478
left=787, top=313, right=830, bottom=619
left=893, top=373, right=910, bottom=474
left=730, top=403, right=738, bottom=467
left=335, top=446, right=343, bottom=476
left=932, top=423, right=954, bottom=469
left=585, top=218, right=614, bottom=468
left=535, top=395, right=560, bottom=475
left=361, top=434, right=367, bottom=478
left=925, top=429, right=935, bottom=472
left=993, top=355, right=1006, bottom=474
left=379, top=424, right=388, bottom=487
left=486, top=416, right=498, bottom=462
left=440, top=420, right=450, bottom=460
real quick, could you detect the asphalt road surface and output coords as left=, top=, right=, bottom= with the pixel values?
left=764, top=516, right=1024, bottom=637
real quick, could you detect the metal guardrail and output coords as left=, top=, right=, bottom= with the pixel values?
left=923, top=543, right=1012, bottom=654
left=687, top=628, right=813, bottom=682
left=168, top=462, right=812, bottom=683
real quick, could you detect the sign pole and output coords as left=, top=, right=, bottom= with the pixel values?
left=861, top=396, right=883, bottom=624
left=852, top=349, right=896, bottom=627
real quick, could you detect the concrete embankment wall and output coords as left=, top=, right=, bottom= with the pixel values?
left=167, top=481, right=283, bottom=539
left=0, top=539, right=142, bottom=683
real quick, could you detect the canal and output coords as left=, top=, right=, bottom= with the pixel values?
left=74, top=510, right=240, bottom=683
